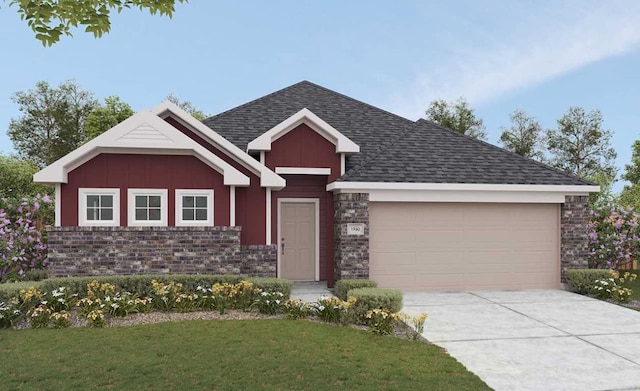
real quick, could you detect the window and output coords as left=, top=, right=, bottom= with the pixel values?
left=175, top=190, right=214, bottom=226
left=128, top=189, right=168, bottom=226
left=78, top=188, right=120, bottom=226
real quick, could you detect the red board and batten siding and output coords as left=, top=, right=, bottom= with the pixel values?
left=265, top=124, right=340, bottom=286
left=265, top=123, right=342, bottom=182
left=61, top=154, right=230, bottom=227
left=271, top=175, right=335, bottom=285
left=164, top=117, right=266, bottom=245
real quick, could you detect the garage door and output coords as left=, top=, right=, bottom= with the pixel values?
left=369, top=203, right=560, bottom=291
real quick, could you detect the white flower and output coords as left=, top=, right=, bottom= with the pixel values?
left=41, top=300, right=48, bottom=305
left=318, top=305, right=325, bottom=311
left=275, top=300, right=281, bottom=304
left=58, top=298, right=65, bottom=303
left=261, top=292, right=269, bottom=297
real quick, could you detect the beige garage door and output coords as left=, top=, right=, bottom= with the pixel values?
left=369, top=203, right=560, bottom=291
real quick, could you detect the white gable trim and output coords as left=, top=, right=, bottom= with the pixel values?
left=247, top=108, right=360, bottom=154
left=152, top=101, right=285, bottom=189
left=275, top=167, right=331, bottom=175
left=33, top=110, right=250, bottom=187
left=327, top=182, right=600, bottom=203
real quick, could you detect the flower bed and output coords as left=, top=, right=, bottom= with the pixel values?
left=0, top=278, right=427, bottom=339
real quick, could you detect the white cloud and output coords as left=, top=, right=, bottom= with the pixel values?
left=389, top=0, right=640, bottom=119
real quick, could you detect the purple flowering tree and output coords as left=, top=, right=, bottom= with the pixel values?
left=588, top=204, right=640, bottom=269
left=0, top=194, right=52, bottom=280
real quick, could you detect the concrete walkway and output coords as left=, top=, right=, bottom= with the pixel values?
left=290, top=282, right=332, bottom=302
left=402, top=290, right=640, bottom=391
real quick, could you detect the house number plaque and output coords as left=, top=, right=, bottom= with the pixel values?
left=347, top=223, right=365, bottom=236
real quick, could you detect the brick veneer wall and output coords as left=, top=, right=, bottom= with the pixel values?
left=46, top=226, right=276, bottom=277
left=334, top=193, right=369, bottom=281
left=560, top=195, right=590, bottom=281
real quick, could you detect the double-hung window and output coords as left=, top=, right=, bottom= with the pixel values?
left=128, top=189, right=168, bottom=226
left=175, top=189, right=214, bottom=226
left=78, top=188, right=120, bottom=226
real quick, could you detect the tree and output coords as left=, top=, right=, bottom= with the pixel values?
left=0, top=155, right=51, bottom=201
left=425, top=98, right=487, bottom=140
left=85, top=96, right=134, bottom=140
left=546, top=107, right=617, bottom=180
left=619, top=140, right=640, bottom=210
left=8, top=80, right=98, bottom=168
left=499, top=109, right=544, bottom=159
left=166, top=93, right=207, bottom=121
left=4, top=0, right=188, bottom=46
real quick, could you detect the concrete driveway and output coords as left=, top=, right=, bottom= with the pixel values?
left=402, top=290, right=640, bottom=391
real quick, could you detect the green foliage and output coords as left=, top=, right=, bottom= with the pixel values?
left=0, top=281, right=39, bottom=303
left=38, top=274, right=245, bottom=298
left=0, top=155, right=51, bottom=202
left=282, top=299, right=313, bottom=319
left=6, top=0, right=188, bottom=46
left=591, top=270, right=637, bottom=304
left=347, top=287, right=403, bottom=322
left=565, top=269, right=612, bottom=294
left=8, top=80, right=98, bottom=168
left=546, top=107, right=617, bottom=180
left=499, top=109, right=544, bottom=159
left=313, top=296, right=355, bottom=324
left=365, top=309, right=397, bottom=336
left=425, top=97, right=487, bottom=140
left=586, top=169, right=617, bottom=209
left=247, top=277, right=292, bottom=299
left=166, top=93, right=208, bottom=121
left=623, top=140, right=640, bottom=185
left=334, top=279, right=377, bottom=300
left=252, top=290, right=285, bottom=315
left=85, top=96, right=134, bottom=140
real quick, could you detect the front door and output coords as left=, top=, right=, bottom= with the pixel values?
left=280, top=202, right=316, bottom=280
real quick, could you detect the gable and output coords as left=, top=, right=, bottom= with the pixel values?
left=247, top=108, right=359, bottom=154
left=34, top=109, right=251, bottom=187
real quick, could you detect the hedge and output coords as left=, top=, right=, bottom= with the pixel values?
left=0, top=275, right=293, bottom=302
left=566, top=269, right=612, bottom=295
left=347, top=287, right=403, bottom=322
left=334, top=279, right=377, bottom=300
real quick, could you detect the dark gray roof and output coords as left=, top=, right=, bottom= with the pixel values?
left=204, top=81, right=592, bottom=186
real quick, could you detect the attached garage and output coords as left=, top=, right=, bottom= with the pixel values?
left=369, top=202, right=561, bottom=291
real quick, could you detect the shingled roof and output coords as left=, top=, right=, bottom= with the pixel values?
left=204, top=81, right=592, bottom=186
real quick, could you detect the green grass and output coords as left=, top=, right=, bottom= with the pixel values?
left=0, top=319, right=489, bottom=390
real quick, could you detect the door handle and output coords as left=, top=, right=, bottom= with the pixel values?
left=281, top=238, right=285, bottom=255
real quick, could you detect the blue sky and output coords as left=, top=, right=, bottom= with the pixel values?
left=1, top=0, right=639, bottom=189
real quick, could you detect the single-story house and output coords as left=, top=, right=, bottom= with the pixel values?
left=35, top=81, right=599, bottom=290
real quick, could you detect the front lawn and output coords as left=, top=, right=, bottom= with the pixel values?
left=0, top=319, right=489, bottom=390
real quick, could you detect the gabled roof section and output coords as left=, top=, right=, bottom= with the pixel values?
left=34, top=110, right=250, bottom=187
left=153, top=101, right=285, bottom=189
left=247, top=108, right=360, bottom=153
left=204, top=81, right=415, bottom=172
left=338, top=119, right=596, bottom=186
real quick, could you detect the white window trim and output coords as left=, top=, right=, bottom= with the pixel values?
left=78, top=188, right=120, bottom=227
left=175, top=189, right=214, bottom=227
left=128, top=189, right=168, bottom=226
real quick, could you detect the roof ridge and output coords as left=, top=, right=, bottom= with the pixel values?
left=205, top=81, right=309, bottom=121
left=417, top=119, right=596, bottom=186
left=298, top=81, right=417, bottom=126
left=205, top=80, right=417, bottom=127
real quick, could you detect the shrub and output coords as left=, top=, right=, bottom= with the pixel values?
left=365, top=309, right=397, bottom=336
left=592, top=270, right=637, bottom=303
left=283, top=299, right=313, bottom=320
left=0, top=194, right=52, bottom=281
left=150, top=280, right=183, bottom=312
left=253, top=290, right=285, bottom=315
left=566, top=269, right=612, bottom=295
left=0, top=300, right=22, bottom=328
left=399, top=312, right=428, bottom=340
left=334, top=279, right=377, bottom=300
left=348, top=288, right=403, bottom=323
left=248, top=278, right=292, bottom=300
left=28, top=304, right=52, bottom=328
left=39, top=275, right=244, bottom=298
left=0, top=281, right=41, bottom=303
left=313, top=296, right=355, bottom=324
left=50, top=310, right=70, bottom=328
left=588, top=205, right=640, bottom=269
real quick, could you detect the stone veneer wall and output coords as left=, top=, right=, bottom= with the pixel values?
left=560, top=195, right=590, bottom=281
left=334, top=193, right=369, bottom=281
left=46, top=226, right=276, bottom=278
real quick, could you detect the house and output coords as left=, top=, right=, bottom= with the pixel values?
left=34, top=81, right=599, bottom=290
